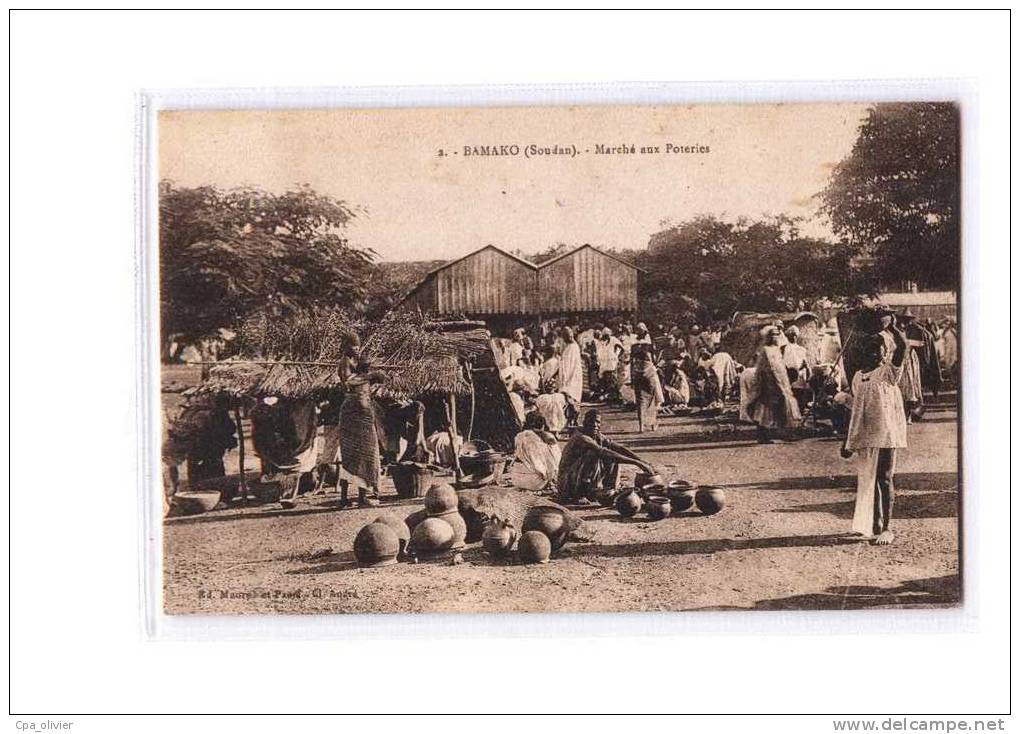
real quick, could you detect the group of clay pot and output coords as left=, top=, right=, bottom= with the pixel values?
left=352, top=483, right=467, bottom=568
left=480, top=505, right=569, bottom=565
left=603, top=479, right=726, bottom=521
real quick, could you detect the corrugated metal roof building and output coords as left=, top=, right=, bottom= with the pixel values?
left=399, top=244, right=642, bottom=322
left=400, top=245, right=539, bottom=318
left=537, top=244, right=641, bottom=315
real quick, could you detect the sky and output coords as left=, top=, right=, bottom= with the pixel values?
left=159, top=103, right=869, bottom=262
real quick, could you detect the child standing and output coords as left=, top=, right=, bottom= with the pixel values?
left=840, top=317, right=908, bottom=545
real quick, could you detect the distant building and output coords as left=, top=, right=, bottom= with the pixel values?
left=399, top=243, right=643, bottom=331
left=537, top=244, right=641, bottom=316
left=400, top=245, right=539, bottom=321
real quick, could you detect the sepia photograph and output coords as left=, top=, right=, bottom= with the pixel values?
left=157, top=101, right=961, bottom=616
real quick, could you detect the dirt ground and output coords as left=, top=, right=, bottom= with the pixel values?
left=162, top=382, right=960, bottom=615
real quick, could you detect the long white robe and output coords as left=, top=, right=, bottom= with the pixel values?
left=533, top=392, right=567, bottom=432
left=510, top=430, right=562, bottom=491
left=557, top=342, right=584, bottom=403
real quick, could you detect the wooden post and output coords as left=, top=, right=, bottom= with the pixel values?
left=447, top=393, right=463, bottom=487
left=233, top=404, right=249, bottom=502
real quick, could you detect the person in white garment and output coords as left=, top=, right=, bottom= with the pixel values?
left=556, top=326, right=584, bottom=403
left=841, top=318, right=908, bottom=545
left=509, top=412, right=562, bottom=492
left=594, top=327, right=624, bottom=401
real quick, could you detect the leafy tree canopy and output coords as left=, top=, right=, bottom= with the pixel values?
left=637, top=214, right=868, bottom=324
left=159, top=181, right=374, bottom=352
left=819, top=102, right=960, bottom=289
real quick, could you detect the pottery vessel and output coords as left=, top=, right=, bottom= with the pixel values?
left=424, top=483, right=459, bottom=514
left=695, top=485, right=726, bottom=515
left=517, top=530, right=552, bottom=564
left=668, top=487, right=698, bottom=513
left=522, top=506, right=569, bottom=550
left=481, top=518, right=516, bottom=557
left=408, top=517, right=456, bottom=557
left=353, top=523, right=400, bottom=567
left=645, top=496, right=671, bottom=521
left=372, top=512, right=411, bottom=556
left=615, top=489, right=644, bottom=518
left=431, top=508, right=468, bottom=549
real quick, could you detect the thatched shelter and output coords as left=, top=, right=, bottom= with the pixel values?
left=721, top=311, right=824, bottom=367
left=194, top=309, right=522, bottom=453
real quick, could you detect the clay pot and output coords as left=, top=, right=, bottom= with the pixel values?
left=522, top=506, right=569, bottom=550
left=668, top=487, right=698, bottom=513
left=695, top=485, right=726, bottom=515
left=615, top=489, right=644, bottom=518
left=640, top=483, right=666, bottom=499
left=481, top=518, right=516, bottom=557
left=645, top=496, right=671, bottom=521
left=353, top=523, right=400, bottom=567
left=404, top=508, right=428, bottom=535
left=517, top=530, right=552, bottom=564
left=373, top=512, right=411, bottom=557
left=424, top=483, right=459, bottom=515
left=634, top=471, right=664, bottom=489
left=408, top=517, right=456, bottom=557
left=431, top=508, right=468, bottom=549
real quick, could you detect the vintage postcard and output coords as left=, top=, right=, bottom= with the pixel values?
left=157, top=101, right=960, bottom=615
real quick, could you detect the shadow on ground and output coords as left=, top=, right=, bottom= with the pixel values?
left=722, top=471, right=958, bottom=494
left=694, top=574, right=961, bottom=610
left=573, top=533, right=862, bottom=559
left=777, top=490, right=958, bottom=521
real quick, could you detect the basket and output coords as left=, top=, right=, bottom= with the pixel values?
left=459, top=451, right=505, bottom=478
left=391, top=462, right=434, bottom=499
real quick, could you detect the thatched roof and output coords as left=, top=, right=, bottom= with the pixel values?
left=196, top=310, right=493, bottom=400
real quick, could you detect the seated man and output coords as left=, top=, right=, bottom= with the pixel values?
left=556, top=409, right=655, bottom=504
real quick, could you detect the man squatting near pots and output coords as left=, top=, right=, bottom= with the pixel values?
left=556, top=409, right=655, bottom=505
left=841, top=315, right=908, bottom=546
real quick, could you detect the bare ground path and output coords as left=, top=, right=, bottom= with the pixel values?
left=163, top=396, right=959, bottom=615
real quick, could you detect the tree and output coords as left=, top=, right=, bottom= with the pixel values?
left=159, top=181, right=374, bottom=356
left=638, top=214, right=864, bottom=324
left=819, top=102, right=960, bottom=289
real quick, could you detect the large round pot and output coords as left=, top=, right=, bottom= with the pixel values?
left=645, top=496, right=671, bottom=521
left=408, top=517, right=456, bottom=558
left=404, top=508, right=428, bottom=535
left=424, top=483, right=459, bottom=515
left=517, top=530, right=552, bottom=565
left=372, top=512, right=411, bottom=557
left=667, top=487, right=698, bottom=513
left=695, top=485, right=726, bottom=515
left=431, top=508, right=467, bottom=549
left=615, top=488, right=644, bottom=518
left=522, top=506, right=569, bottom=551
left=353, top=523, right=400, bottom=568
left=481, top=518, right=516, bottom=558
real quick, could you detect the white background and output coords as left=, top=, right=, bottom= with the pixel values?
left=6, top=9, right=1013, bottom=727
